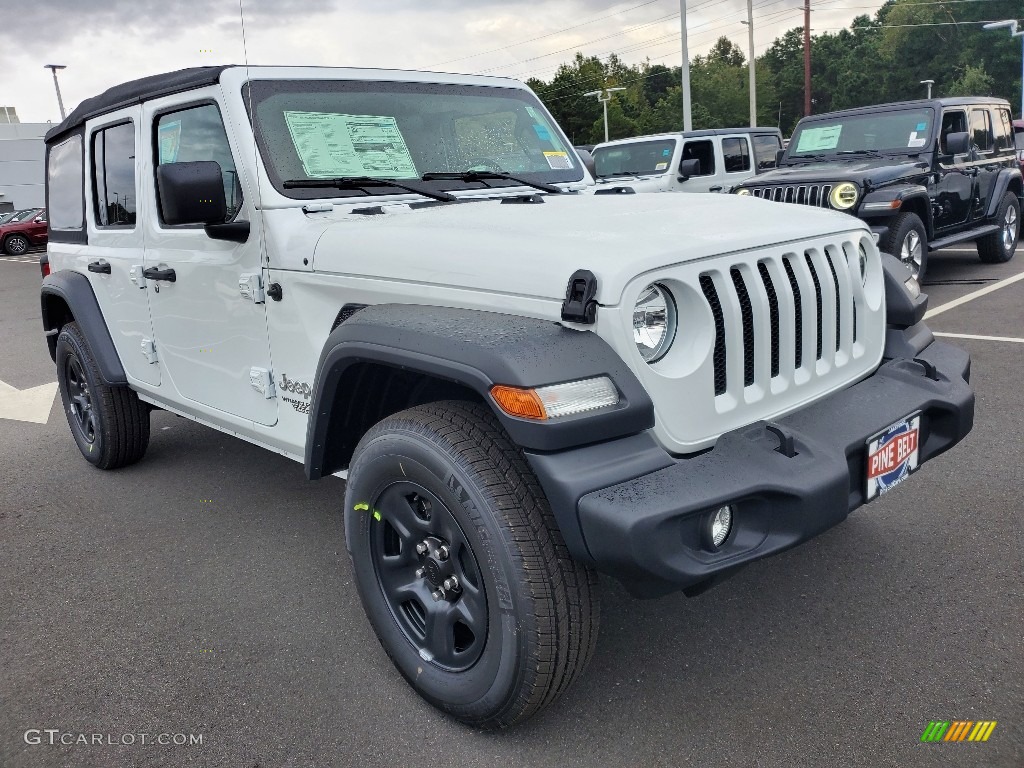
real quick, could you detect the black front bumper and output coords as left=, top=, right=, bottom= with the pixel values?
left=525, top=340, right=973, bottom=598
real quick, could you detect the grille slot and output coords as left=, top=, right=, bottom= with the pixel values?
left=730, top=268, right=756, bottom=386
left=825, top=251, right=843, bottom=351
left=700, top=275, right=728, bottom=396
left=806, top=256, right=824, bottom=360
left=757, top=262, right=781, bottom=378
left=783, top=258, right=804, bottom=370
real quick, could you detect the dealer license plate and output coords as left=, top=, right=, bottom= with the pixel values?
left=865, top=414, right=921, bottom=501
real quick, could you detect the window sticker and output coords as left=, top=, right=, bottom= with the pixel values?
left=543, top=151, right=572, bottom=170
left=524, top=105, right=542, bottom=121
left=662, top=148, right=672, bottom=156
left=533, top=124, right=552, bottom=142
left=283, top=111, right=418, bottom=179
left=158, top=120, right=181, bottom=164
left=908, top=132, right=927, bottom=148
left=916, top=122, right=927, bottom=131
left=796, top=125, right=842, bottom=152
left=655, top=162, right=668, bottom=171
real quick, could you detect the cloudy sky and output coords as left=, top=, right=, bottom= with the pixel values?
left=3, top=0, right=887, bottom=124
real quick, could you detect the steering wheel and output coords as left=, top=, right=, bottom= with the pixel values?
left=463, top=157, right=505, bottom=173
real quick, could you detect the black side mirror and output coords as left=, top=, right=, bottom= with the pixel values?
left=157, top=161, right=227, bottom=225
left=944, top=131, right=970, bottom=156
left=776, top=148, right=786, bottom=166
left=678, top=158, right=701, bottom=181
left=576, top=148, right=597, bottom=178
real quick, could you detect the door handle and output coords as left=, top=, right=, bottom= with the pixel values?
left=87, top=260, right=111, bottom=274
left=709, top=186, right=723, bottom=192
left=142, top=266, right=177, bottom=282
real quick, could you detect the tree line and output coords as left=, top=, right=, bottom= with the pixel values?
left=526, top=0, right=1024, bottom=144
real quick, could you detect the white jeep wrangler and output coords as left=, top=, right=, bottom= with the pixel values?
left=40, top=66, right=974, bottom=729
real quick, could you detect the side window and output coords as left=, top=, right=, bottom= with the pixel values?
left=155, top=104, right=242, bottom=223
left=994, top=108, right=1013, bottom=151
left=92, top=122, right=136, bottom=227
left=940, top=110, right=968, bottom=156
left=752, top=134, right=781, bottom=170
left=722, top=137, right=751, bottom=173
left=970, top=109, right=993, bottom=153
left=47, top=134, right=85, bottom=231
left=681, top=140, right=715, bottom=176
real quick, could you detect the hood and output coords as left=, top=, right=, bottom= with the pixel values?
left=741, top=156, right=930, bottom=189
left=312, top=193, right=868, bottom=306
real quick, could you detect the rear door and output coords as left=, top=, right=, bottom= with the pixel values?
left=969, top=107, right=998, bottom=219
left=719, top=134, right=755, bottom=189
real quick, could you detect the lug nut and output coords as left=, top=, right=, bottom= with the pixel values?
left=415, top=542, right=428, bottom=555
left=443, top=576, right=459, bottom=591
left=415, top=567, right=425, bottom=579
left=431, top=590, right=444, bottom=602
left=437, top=545, right=450, bottom=561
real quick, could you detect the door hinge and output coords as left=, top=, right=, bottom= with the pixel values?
left=130, top=265, right=147, bottom=289
left=239, top=273, right=265, bottom=304
left=141, top=338, right=158, bottom=364
left=249, top=367, right=276, bottom=399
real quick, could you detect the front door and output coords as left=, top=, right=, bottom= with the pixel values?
left=141, top=97, right=277, bottom=426
left=932, top=109, right=974, bottom=232
left=678, top=138, right=722, bottom=192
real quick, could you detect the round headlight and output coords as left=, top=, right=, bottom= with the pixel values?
left=633, top=283, right=677, bottom=363
left=830, top=182, right=859, bottom=210
left=735, top=188, right=751, bottom=196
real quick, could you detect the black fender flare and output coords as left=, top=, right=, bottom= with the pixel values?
left=304, top=304, right=654, bottom=479
left=984, top=167, right=1024, bottom=218
left=859, top=184, right=932, bottom=231
left=41, top=270, right=127, bottom=386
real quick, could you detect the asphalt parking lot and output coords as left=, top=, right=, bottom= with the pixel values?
left=0, top=245, right=1021, bottom=768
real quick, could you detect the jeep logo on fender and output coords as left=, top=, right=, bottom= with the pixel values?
left=278, top=373, right=311, bottom=399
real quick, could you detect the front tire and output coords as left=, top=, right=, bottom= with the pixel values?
left=883, top=212, right=928, bottom=281
left=4, top=234, right=29, bottom=255
left=55, top=322, right=150, bottom=469
left=977, top=191, right=1019, bottom=264
left=344, top=401, right=600, bottom=729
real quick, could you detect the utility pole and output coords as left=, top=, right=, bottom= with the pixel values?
left=680, top=0, right=693, bottom=131
left=584, top=87, right=627, bottom=143
left=741, top=0, right=757, bottom=127
left=803, top=0, right=811, bottom=116
left=983, top=21, right=1024, bottom=119
left=44, top=64, right=67, bottom=120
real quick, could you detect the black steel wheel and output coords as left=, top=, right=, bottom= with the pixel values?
left=345, top=401, right=600, bottom=729
left=55, top=322, right=150, bottom=469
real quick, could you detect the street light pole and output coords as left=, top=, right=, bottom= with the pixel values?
left=680, top=0, right=692, bottom=131
left=741, top=0, right=757, bottom=127
left=584, top=87, right=627, bottom=143
left=983, top=21, right=1024, bottom=118
left=44, top=64, right=67, bottom=120
left=920, top=79, right=934, bottom=99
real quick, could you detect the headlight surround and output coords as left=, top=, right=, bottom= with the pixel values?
left=735, top=188, right=751, bottom=196
left=633, top=283, right=677, bottom=363
left=829, top=182, right=859, bottom=210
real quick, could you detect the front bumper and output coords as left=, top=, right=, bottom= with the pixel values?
left=525, top=340, right=973, bottom=598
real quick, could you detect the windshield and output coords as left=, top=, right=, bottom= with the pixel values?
left=9, top=208, right=42, bottom=222
left=592, top=139, right=677, bottom=178
left=244, top=79, right=582, bottom=198
left=788, top=108, right=935, bottom=158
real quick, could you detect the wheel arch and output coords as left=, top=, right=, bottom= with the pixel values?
left=304, top=304, right=654, bottom=480
left=985, top=168, right=1024, bottom=218
left=41, top=270, right=127, bottom=386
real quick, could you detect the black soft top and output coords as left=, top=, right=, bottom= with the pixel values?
left=45, top=66, right=231, bottom=144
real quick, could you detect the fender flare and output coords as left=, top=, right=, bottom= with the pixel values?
left=859, top=184, right=932, bottom=231
left=984, top=167, right=1024, bottom=218
left=304, top=304, right=654, bottom=479
left=41, top=270, right=127, bottom=386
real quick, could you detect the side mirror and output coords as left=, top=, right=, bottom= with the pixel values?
left=944, top=131, right=970, bottom=156
left=157, top=160, right=227, bottom=225
left=678, top=158, right=701, bottom=181
left=776, top=148, right=786, bottom=166
left=576, top=148, right=597, bottom=178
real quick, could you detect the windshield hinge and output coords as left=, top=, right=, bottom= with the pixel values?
left=239, top=273, right=265, bottom=304
left=561, top=269, right=599, bottom=324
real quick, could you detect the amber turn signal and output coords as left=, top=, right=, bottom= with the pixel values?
left=490, top=385, right=547, bottom=420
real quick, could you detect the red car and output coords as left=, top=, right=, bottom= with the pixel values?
left=1014, top=119, right=1024, bottom=175
left=0, top=208, right=47, bottom=255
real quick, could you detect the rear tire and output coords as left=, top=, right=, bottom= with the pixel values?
left=4, top=234, right=29, bottom=255
left=344, top=401, right=600, bottom=729
left=977, top=191, right=1019, bottom=264
left=55, top=322, right=150, bottom=469
left=882, top=212, right=928, bottom=281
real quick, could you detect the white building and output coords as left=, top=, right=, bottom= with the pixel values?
left=0, top=110, right=48, bottom=212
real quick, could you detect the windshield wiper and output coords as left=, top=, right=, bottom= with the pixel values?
left=421, top=170, right=562, bottom=194
left=788, top=152, right=827, bottom=161
left=837, top=149, right=884, bottom=158
left=283, top=176, right=456, bottom=203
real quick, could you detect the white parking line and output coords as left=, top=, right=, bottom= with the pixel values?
left=925, top=270, right=1024, bottom=318
left=933, top=332, right=1024, bottom=344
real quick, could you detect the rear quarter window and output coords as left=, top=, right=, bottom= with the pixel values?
left=47, top=134, right=85, bottom=231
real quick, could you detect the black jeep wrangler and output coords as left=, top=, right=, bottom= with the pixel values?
left=734, top=98, right=1022, bottom=280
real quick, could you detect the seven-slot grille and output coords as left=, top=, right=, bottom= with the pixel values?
left=698, top=245, right=861, bottom=397
left=748, top=184, right=835, bottom=208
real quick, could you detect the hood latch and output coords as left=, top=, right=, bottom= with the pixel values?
left=561, top=269, right=599, bottom=324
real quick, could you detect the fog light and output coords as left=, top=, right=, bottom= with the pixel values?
left=710, top=505, right=733, bottom=548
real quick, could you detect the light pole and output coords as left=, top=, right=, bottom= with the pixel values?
left=44, top=64, right=67, bottom=120
left=680, top=0, right=693, bottom=131
left=920, top=79, right=934, bottom=99
left=982, top=21, right=1024, bottom=118
left=740, top=0, right=757, bottom=127
left=584, top=87, right=627, bottom=143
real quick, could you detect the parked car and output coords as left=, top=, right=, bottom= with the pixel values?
left=0, top=208, right=47, bottom=255
left=41, top=66, right=973, bottom=728
left=1012, top=119, right=1024, bottom=174
left=734, top=98, right=1022, bottom=280
left=591, top=127, right=783, bottom=193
